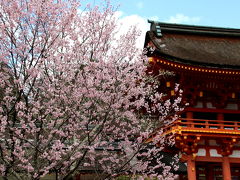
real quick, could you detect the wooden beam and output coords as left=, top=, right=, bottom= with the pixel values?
left=182, top=156, right=240, bottom=163
left=195, top=156, right=223, bottom=162
left=185, top=107, right=240, bottom=114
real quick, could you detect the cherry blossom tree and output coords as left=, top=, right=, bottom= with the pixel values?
left=0, top=0, right=182, bottom=179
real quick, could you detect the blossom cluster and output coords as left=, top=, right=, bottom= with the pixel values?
left=0, top=0, right=182, bottom=179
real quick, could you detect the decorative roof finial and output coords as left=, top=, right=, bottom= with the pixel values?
left=148, top=20, right=162, bottom=37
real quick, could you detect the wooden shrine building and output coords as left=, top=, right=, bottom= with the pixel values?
left=145, top=21, right=240, bottom=180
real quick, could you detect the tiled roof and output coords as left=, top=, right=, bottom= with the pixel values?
left=145, top=21, right=240, bottom=69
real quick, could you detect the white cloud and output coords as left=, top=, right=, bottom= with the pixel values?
left=136, top=2, right=144, bottom=9
left=111, top=12, right=201, bottom=48
left=116, top=12, right=149, bottom=49
left=115, top=13, right=200, bottom=49
left=166, top=13, right=200, bottom=24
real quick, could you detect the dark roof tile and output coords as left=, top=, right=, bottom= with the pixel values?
left=145, top=22, right=240, bottom=69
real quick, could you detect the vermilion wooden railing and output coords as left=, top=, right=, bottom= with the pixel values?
left=178, top=118, right=240, bottom=130
left=163, top=118, right=240, bottom=133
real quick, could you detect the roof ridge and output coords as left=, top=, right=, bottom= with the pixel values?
left=148, top=20, right=240, bottom=37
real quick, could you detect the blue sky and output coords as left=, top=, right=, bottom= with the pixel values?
left=110, top=0, right=240, bottom=28
left=83, top=0, right=240, bottom=47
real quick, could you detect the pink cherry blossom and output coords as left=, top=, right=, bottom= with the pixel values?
left=0, top=0, right=182, bottom=179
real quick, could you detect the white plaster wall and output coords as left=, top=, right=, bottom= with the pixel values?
left=197, top=148, right=206, bottom=156
left=229, top=150, right=240, bottom=158
left=210, top=149, right=222, bottom=157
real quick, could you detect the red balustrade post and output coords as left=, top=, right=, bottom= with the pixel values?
left=186, top=112, right=193, bottom=128
left=205, top=120, right=209, bottom=129
left=218, top=113, right=224, bottom=129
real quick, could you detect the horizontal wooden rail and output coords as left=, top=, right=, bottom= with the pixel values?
left=162, top=118, right=240, bottom=134
left=185, top=107, right=240, bottom=114
left=178, top=118, right=240, bottom=130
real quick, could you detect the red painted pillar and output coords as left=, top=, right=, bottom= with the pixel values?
left=222, top=156, right=231, bottom=180
left=218, top=113, right=224, bottom=129
left=187, top=158, right=196, bottom=180
left=186, top=112, right=193, bottom=119
left=217, top=113, right=224, bottom=120
left=186, top=112, right=193, bottom=128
